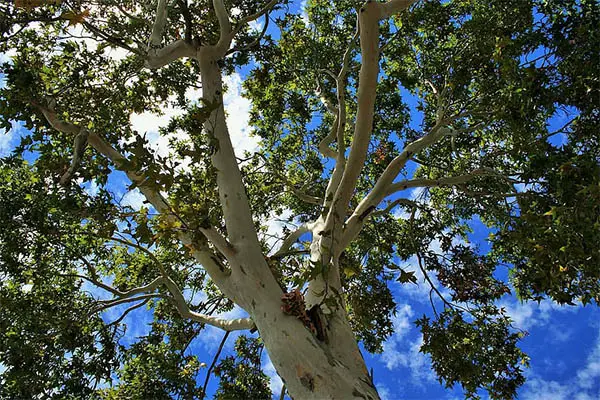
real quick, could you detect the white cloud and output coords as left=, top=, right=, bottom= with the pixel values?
left=300, top=0, right=310, bottom=25
left=381, top=303, right=436, bottom=386
left=121, top=188, right=146, bottom=210
left=0, top=129, right=15, bottom=157
left=520, top=328, right=600, bottom=400
left=67, top=22, right=131, bottom=62
left=248, top=18, right=264, bottom=32
left=577, top=330, right=600, bottom=389
left=0, top=121, right=24, bottom=157
left=185, top=85, right=203, bottom=104
left=381, top=334, right=435, bottom=385
left=376, top=384, right=392, bottom=400
left=263, top=355, right=284, bottom=398
left=499, top=299, right=577, bottom=331
left=127, top=71, right=255, bottom=164
left=223, top=72, right=260, bottom=157
left=21, top=283, right=33, bottom=293
left=129, top=99, right=186, bottom=160
left=520, top=378, right=571, bottom=400
left=0, top=48, right=17, bottom=65
left=390, top=304, right=414, bottom=341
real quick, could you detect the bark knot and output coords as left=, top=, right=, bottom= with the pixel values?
left=298, top=371, right=315, bottom=392
left=281, top=289, right=317, bottom=336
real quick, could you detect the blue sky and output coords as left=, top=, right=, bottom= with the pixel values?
left=1, top=4, right=600, bottom=400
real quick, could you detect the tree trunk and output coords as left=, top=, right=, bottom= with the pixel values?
left=196, top=51, right=379, bottom=400
left=255, top=302, right=380, bottom=400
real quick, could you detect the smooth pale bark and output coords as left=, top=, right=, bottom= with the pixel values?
left=196, top=48, right=380, bottom=400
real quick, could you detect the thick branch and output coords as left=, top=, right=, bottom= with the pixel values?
left=212, top=0, right=232, bottom=49
left=148, top=0, right=169, bottom=49
left=195, top=57, right=263, bottom=249
left=385, top=169, right=493, bottom=196
left=35, top=103, right=237, bottom=297
left=325, top=3, right=381, bottom=227
left=379, top=0, right=419, bottom=20
left=290, top=189, right=323, bottom=206
left=146, top=40, right=196, bottom=69
left=163, top=277, right=255, bottom=331
left=322, top=1, right=418, bottom=226
left=341, top=169, right=499, bottom=250
left=318, top=17, right=358, bottom=190
left=144, top=0, right=197, bottom=68
left=272, top=224, right=311, bottom=258
left=199, top=227, right=237, bottom=260
left=339, top=124, right=450, bottom=247
left=73, top=274, right=164, bottom=298
left=37, top=103, right=171, bottom=212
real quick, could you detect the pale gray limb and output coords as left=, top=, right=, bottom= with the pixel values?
left=163, top=276, right=255, bottom=331
left=60, top=127, right=89, bottom=185
left=272, top=223, right=312, bottom=258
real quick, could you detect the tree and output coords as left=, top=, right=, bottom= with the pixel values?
left=0, top=0, right=598, bottom=398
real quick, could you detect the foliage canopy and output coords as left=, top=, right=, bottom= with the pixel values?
left=0, top=0, right=599, bottom=399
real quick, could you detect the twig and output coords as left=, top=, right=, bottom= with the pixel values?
left=108, top=298, right=151, bottom=326
left=201, top=331, right=231, bottom=399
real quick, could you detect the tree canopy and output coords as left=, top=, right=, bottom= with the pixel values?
left=0, top=0, right=599, bottom=399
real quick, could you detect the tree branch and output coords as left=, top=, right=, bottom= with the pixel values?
left=201, top=331, right=230, bottom=399
left=232, top=0, right=280, bottom=35
left=107, top=298, right=151, bottom=326
left=316, top=79, right=340, bottom=159
left=212, top=0, right=232, bottom=50
left=163, top=276, right=255, bottom=331
left=227, top=14, right=270, bottom=55
left=341, top=166, right=504, bottom=250
left=34, top=102, right=237, bottom=297
left=74, top=274, right=165, bottom=299
left=372, top=198, right=419, bottom=218
left=146, top=39, right=196, bottom=69
left=80, top=20, right=142, bottom=55
left=384, top=169, right=495, bottom=196
left=322, top=16, right=359, bottom=203
left=148, top=0, right=169, bottom=49
left=379, top=0, right=419, bottom=20
left=324, top=4, right=380, bottom=227
left=144, top=0, right=196, bottom=68
left=288, top=185, right=323, bottom=205
left=272, top=224, right=311, bottom=258
left=93, top=293, right=164, bottom=314
left=199, top=227, right=237, bottom=260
